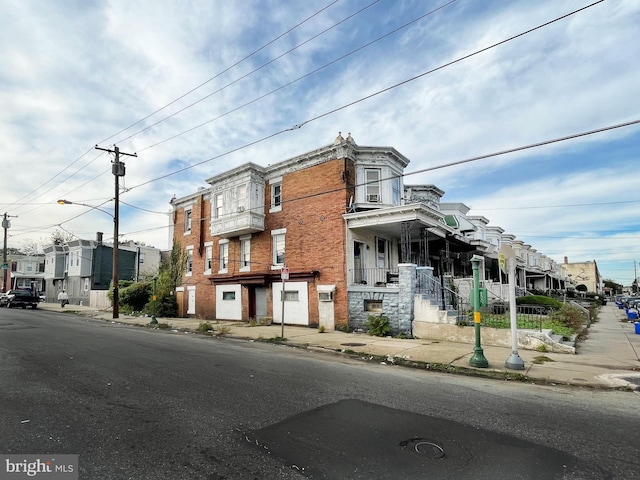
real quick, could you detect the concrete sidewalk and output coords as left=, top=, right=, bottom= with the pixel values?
left=37, top=302, right=640, bottom=390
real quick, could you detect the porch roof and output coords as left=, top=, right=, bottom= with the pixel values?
left=343, top=203, right=454, bottom=238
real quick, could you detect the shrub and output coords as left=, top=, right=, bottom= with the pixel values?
left=119, top=281, right=152, bottom=311
left=551, top=303, right=588, bottom=331
left=197, top=322, right=214, bottom=333
left=515, top=295, right=563, bottom=310
left=366, top=314, right=391, bottom=337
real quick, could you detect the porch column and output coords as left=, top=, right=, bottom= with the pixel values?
left=400, top=222, right=412, bottom=263
left=398, top=263, right=417, bottom=336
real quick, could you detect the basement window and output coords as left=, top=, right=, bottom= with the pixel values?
left=364, top=299, right=383, bottom=313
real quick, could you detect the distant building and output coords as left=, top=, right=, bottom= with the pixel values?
left=5, top=253, right=46, bottom=293
left=560, top=257, right=603, bottom=294
left=43, top=233, right=161, bottom=306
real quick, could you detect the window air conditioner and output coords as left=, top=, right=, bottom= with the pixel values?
left=237, top=206, right=245, bottom=213
left=367, top=194, right=380, bottom=203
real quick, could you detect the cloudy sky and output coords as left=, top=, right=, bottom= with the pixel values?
left=1, top=0, right=638, bottom=285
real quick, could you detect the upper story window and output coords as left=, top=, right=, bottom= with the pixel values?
left=186, top=247, right=194, bottom=276
left=365, top=169, right=381, bottom=203
left=270, top=177, right=282, bottom=213
left=272, top=229, right=286, bottom=267
left=237, top=185, right=247, bottom=212
left=184, top=209, right=192, bottom=234
left=204, top=243, right=213, bottom=274
left=392, top=177, right=401, bottom=205
left=215, top=194, right=224, bottom=219
left=219, top=240, right=229, bottom=273
left=240, top=235, right=251, bottom=272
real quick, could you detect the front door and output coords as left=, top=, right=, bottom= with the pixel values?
left=249, top=286, right=267, bottom=319
left=187, top=286, right=196, bottom=315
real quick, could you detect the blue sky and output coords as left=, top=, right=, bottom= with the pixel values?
left=1, top=0, right=638, bottom=285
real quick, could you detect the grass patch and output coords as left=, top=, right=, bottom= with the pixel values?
left=197, top=321, right=214, bottom=333
left=532, top=355, right=555, bottom=365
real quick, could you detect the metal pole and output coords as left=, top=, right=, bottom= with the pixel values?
left=150, top=276, right=158, bottom=325
left=505, top=257, right=525, bottom=369
left=2, top=213, right=8, bottom=293
left=281, top=277, right=285, bottom=339
left=469, top=255, right=489, bottom=368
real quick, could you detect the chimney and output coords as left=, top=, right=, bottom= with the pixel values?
left=96, top=232, right=103, bottom=245
left=564, top=256, right=568, bottom=264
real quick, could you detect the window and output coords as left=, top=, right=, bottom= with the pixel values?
left=240, top=236, right=251, bottom=271
left=204, top=245, right=213, bottom=273
left=392, top=177, right=401, bottom=205
left=219, top=240, right=229, bottom=273
left=186, top=247, right=193, bottom=276
left=281, top=290, right=299, bottom=301
left=237, top=185, right=247, bottom=212
left=272, top=229, right=286, bottom=266
left=139, top=253, right=145, bottom=264
left=365, top=169, right=381, bottom=203
left=184, top=209, right=192, bottom=233
left=376, top=237, right=389, bottom=268
left=365, top=299, right=383, bottom=312
left=84, top=278, right=90, bottom=292
left=215, top=194, right=224, bottom=219
left=270, top=177, right=282, bottom=212
left=222, top=291, right=236, bottom=300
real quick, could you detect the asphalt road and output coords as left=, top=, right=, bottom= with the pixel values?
left=1, top=308, right=639, bottom=479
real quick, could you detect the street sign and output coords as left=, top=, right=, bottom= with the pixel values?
left=281, top=267, right=289, bottom=280
left=499, top=244, right=516, bottom=274
left=0, top=263, right=8, bottom=270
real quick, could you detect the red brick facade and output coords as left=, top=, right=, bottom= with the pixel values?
left=172, top=154, right=355, bottom=328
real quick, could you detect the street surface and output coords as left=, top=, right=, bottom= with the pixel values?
left=1, top=308, right=639, bottom=479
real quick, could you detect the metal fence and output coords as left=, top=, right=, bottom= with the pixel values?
left=416, top=271, right=472, bottom=325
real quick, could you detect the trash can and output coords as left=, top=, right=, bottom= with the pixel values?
left=635, top=322, right=640, bottom=335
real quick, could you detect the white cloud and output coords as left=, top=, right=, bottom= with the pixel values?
left=1, top=0, right=639, bottom=284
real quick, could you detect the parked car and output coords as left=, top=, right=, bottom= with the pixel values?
left=39, top=293, right=46, bottom=302
left=0, top=292, right=9, bottom=307
left=6, top=289, right=39, bottom=309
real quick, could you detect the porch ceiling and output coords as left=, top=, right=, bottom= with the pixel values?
left=343, top=203, right=454, bottom=238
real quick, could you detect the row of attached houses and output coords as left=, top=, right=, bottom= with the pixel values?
left=1, top=254, right=46, bottom=293
left=42, top=235, right=161, bottom=306
left=169, top=133, right=602, bottom=333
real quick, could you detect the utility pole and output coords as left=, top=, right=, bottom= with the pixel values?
left=2, top=213, right=18, bottom=293
left=95, top=145, right=136, bottom=319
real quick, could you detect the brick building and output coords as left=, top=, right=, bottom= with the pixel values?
left=170, top=133, right=570, bottom=332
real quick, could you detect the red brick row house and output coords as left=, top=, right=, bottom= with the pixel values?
left=169, top=132, right=568, bottom=332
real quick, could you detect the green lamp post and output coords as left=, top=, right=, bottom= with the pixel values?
left=149, top=276, right=158, bottom=325
left=469, top=255, right=489, bottom=368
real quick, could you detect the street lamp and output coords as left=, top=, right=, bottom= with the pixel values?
left=57, top=199, right=120, bottom=319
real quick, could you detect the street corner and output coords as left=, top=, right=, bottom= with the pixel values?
left=596, top=372, right=640, bottom=391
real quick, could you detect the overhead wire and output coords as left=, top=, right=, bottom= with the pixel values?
left=124, top=0, right=606, bottom=191
left=111, top=0, right=383, bottom=146
left=9, top=1, right=345, bottom=218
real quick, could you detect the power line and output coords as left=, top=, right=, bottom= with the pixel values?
left=7, top=2, right=344, bottom=219
left=124, top=0, right=606, bottom=191
left=113, top=0, right=382, bottom=146
left=137, top=0, right=458, bottom=153
left=97, top=0, right=343, bottom=146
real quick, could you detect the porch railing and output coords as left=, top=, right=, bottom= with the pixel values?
left=416, top=271, right=472, bottom=325
left=349, top=268, right=399, bottom=286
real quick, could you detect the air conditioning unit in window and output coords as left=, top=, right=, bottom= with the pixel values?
left=237, top=206, right=245, bottom=213
left=366, top=194, right=380, bottom=203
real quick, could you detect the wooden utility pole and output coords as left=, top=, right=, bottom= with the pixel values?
left=95, top=145, right=136, bottom=319
left=2, top=213, right=17, bottom=292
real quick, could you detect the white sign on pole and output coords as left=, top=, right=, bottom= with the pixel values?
left=281, top=267, right=289, bottom=280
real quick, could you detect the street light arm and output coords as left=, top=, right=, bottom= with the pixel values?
left=57, top=199, right=114, bottom=220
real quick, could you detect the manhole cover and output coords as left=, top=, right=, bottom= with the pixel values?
left=400, top=438, right=445, bottom=459
left=341, top=342, right=366, bottom=347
